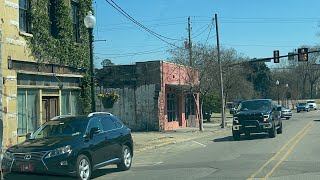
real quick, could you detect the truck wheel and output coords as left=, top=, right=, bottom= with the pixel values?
left=277, top=121, right=283, bottom=134
left=269, top=123, right=276, bottom=138
left=232, top=131, right=241, bottom=141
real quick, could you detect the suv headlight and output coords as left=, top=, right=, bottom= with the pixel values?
left=45, top=145, right=72, bottom=159
left=263, top=115, right=270, bottom=122
left=3, top=151, right=14, bottom=160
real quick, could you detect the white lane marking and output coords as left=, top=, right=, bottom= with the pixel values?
left=192, top=140, right=206, bottom=147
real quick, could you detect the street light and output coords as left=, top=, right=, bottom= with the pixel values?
left=276, top=80, right=280, bottom=104
left=84, top=11, right=96, bottom=112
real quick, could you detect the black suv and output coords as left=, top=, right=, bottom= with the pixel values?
left=2, top=112, right=133, bottom=180
left=232, top=99, right=282, bottom=140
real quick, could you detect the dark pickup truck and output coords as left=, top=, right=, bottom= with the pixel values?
left=232, top=99, right=282, bottom=140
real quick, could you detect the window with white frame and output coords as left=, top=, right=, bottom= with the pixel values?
left=61, top=90, right=80, bottom=115
left=17, top=89, right=39, bottom=135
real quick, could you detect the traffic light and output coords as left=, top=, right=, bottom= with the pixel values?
left=298, top=48, right=308, bottom=61
left=273, top=50, right=280, bottom=63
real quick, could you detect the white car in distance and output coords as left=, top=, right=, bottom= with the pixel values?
left=306, top=100, right=317, bottom=110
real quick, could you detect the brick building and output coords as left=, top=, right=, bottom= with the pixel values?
left=0, top=0, right=91, bottom=148
left=96, top=61, right=200, bottom=131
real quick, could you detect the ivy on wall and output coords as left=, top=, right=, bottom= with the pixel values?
left=26, top=0, right=93, bottom=114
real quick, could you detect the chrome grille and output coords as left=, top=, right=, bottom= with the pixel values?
left=238, top=114, right=263, bottom=121
left=13, top=152, right=47, bottom=163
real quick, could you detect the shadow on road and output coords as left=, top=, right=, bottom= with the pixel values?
left=3, top=173, right=74, bottom=180
left=92, top=167, right=121, bottom=179
left=3, top=167, right=120, bottom=180
left=313, top=120, right=320, bottom=122
left=212, top=133, right=269, bottom=142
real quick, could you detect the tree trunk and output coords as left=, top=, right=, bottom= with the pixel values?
left=199, top=100, right=204, bottom=131
left=194, top=93, right=204, bottom=131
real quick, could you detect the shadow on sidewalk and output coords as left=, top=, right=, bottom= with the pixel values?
left=212, top=134, right=269, bottom=142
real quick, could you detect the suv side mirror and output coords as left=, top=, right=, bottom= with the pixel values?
left=25, top=133, right=31, bottom=140
left=273, top=106, right=281, bottom=111
left=90, top=127, right=101, bottom=138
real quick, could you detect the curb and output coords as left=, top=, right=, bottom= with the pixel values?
left=134, top=127, right=231, bottom=154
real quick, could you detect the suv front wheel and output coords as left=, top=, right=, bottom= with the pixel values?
left=76, top=154, right=92, bottom=180
left=117, top=145, right=132, bottom=171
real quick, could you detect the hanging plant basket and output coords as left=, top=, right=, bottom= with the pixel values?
left=98, top=92, right=120, bottom=109
left=102, top=97, right=114, bottom=108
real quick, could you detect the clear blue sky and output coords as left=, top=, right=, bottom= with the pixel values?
left=93, top=0, right=320, bottom=67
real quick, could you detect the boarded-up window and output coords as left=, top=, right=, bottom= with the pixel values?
left=185, top=94, right=195, bottom=119
left=167, top=94, right=178, bottom=122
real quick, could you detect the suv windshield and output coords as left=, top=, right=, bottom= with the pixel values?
left=307, top=101, right=315, bottom=103
left=298, top=103, right=307, bottom=106
left=238, top=100, right=271, bottom=111
left=30, top=117, right=87, bottom=139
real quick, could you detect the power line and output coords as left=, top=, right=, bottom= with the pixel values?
left=108, top=0, right=180, bottom=41
left=205, top=19, right=214, bottom=45
left=220, top=17, right=320, bottom=20
left=221, top=43, right=298, bottom=48
left=95, top=46, right=168, bottom=56
left=219, top=20, right=319, bottom=24
left=192, top=24, right=211, bottom=39
left=104, top=0, right=183, bottom=48
left=96, top=50, right=167, bottom=59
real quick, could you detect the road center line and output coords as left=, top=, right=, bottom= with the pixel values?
left=247, top=121, right=312, bottom=180
left=263, top=125, right=311, bottom=179
left=192, top=140, right=206, bottom=147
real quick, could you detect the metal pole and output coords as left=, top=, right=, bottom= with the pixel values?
left=215, top=14, right=226, bottom=128
left=277, top=85, right=280, bottom=105
left=88, top=28, right=96, bottom=112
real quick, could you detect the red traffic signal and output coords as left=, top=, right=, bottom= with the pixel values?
left=273, top=50, right=280, bottom=63
left=298, top=48, right=308, bottom=61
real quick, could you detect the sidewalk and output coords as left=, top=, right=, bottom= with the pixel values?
left=132, top=121, right=232, bottom=153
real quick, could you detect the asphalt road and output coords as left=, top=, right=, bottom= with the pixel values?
left=4, top=110, right=320, bottom=180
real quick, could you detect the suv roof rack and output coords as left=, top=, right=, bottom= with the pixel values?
left=51, top=115, right=75, bottom=120
left=87, top=112, right=113, bottom=117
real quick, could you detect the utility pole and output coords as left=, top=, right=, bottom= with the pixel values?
left=188, top=16, right=192, bottom=67
left=187, top=16, right=203, bottom=131
left=215, top=14, right=226, bottom=128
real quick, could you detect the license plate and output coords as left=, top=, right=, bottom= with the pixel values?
left=20, top=164, right=33, bottom=172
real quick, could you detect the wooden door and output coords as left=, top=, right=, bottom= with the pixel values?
left=42, top=97, right=59, bottom=122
